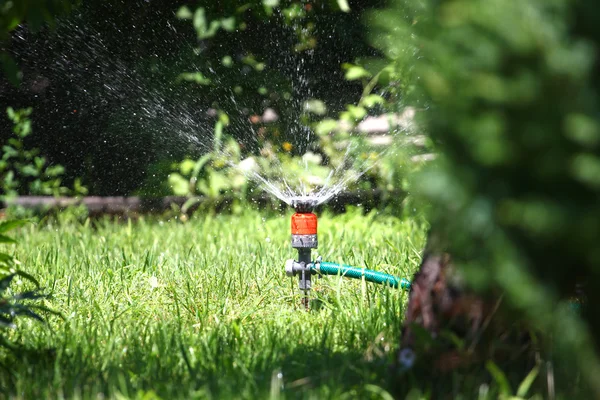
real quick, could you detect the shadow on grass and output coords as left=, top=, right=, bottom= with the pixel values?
left=1, top=336, right=397, bottom=399
left=3, top=334, right=593, bottom=399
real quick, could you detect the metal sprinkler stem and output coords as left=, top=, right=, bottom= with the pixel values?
left=287, top=198, right=319, bottom=309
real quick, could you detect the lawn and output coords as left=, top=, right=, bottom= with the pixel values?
left=1, top=208, right=427, bottom=399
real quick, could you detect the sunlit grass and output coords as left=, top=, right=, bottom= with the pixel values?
left=1, top=208, right=427, bottom=399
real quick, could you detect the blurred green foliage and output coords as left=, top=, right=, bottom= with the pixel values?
left=1, top=107, right=87, bottom=200
left=163, top=108, right=428, bottom=214
left=165, top=1, right=431, bottom=208
left=368, top=0, right=600, bottom=394
left=172, top=0, right=370, bottom=152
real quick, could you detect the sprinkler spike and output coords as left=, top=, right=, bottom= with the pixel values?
left=289, top=202, right=318, bottom=309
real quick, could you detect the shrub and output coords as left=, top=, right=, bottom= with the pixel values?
left=368, top=0, right=600, bottom=394
left=1, top=107, right=87, bottom=201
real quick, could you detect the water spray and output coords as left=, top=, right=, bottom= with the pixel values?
left=284, top=196, right=411, bottom=309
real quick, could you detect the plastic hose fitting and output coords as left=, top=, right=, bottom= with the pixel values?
left=291, top=212, right=318, bottom=249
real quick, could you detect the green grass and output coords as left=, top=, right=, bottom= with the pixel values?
left=1, top=208, right=427, bottom=399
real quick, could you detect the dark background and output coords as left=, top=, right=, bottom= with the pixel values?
left=0, top=0, right=382, bottom=195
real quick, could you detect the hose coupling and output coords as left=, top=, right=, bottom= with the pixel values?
left=285, top=259, right=312, bottom=277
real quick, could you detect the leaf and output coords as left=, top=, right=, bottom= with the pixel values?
left=221, top=55, right=233, bottom=67
left=5, top=305, right=44, bottom=322
left=13, top=290, right=46, bottom=301
left=45, top=165, right=66, bottom=177
left=27, top=304, right=64, bottom=320
left=0, top=316, right=16, bottom=329
left=6, top=107, right=15, bottom=120
left=0, top=275, right=16, bottom=292
left=0, top=235, right=16, bottom=244
left=263, top=0, right=279, bottom=15
left=363, top=384, right=394, bottom=400
left=178, top=72, right=211, bottom=85
left=193, top=7, right=207, bottom=37
left=206, top=20, right=221, bottom=38
left=192, top=154, right=213, bottom=179
left=516, top=365, right=539, bottom=398
left=179, top=159, right=197, bottom=176
left=486, top=361, right=512, bottom=396
left=14, top=269, right=41, bottom=287
left=347, top=105, right=367, bottom=120
left=176, top=6, right=193, bottom=19
left=168, top=174, right=191, bottom=196
left=344, top=65, right=371, bottom=81
left=315, top=119, right=339, bottom=136
left=0, top=219, right=30, bottom=233
left=304, top=99, right=327, bottom=115
left=181, top=197, right=202, bottom=214
left=20, top=164, right=39, bottom=177
left=361, top=94, right=385, bottom=108
left=220, top=17, right=236, bottom=32
left=337, top=0, right=351, bottom=13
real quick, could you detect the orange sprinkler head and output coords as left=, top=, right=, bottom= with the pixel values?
left=291, top=212, right=318, bottom=235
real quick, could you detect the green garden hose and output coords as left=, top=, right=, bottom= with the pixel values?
left=312, top=261, right=411, bottom=290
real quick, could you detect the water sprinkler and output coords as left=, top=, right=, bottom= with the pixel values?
left=285, top=196, right=411, bottom=309
left=287, top=197, right=319, bottom=308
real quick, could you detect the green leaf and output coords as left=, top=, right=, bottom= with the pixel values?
left=220, top=17, right=236, bottom=32
left=192, top=154, right=213, bottom=179
left=263, top=0, right=279, bottom=15
left=176, top=6, right=193, bottom=19
left=206, top=20, right=221, bottom=38
left=516, top=365, right=539, bottom=398
left=179, top=159, right=196, bottom=176
left=337, top=0, right=350, bottom=13
left=181, top=197, right=202, bottom=214
left=214, top=121, right=224, bottom=152
left=193, top=8, right=207, bottom=36
left=45, top=165, right=65, bottom=177
left=343, top=65, right=371, bottom=81
left=0, top=235, right=16, bottom=244
left=304, top=99, right=327, bottom=115
left=347, top=105, right=367, bottom=120
left=486, top=361, right=512, bottom=396
left=14, top=270, right=41, bottom=288
left=361, top=94, right=385, bottom=108
left=315, top=119, right=339, bottom=136
left=178, top=72, right=211, bottom=85
left=2, top=145, right=18, bottom=159
left=0, top=220, right=30, bottom=233
left=20, top=164, right=39, bottom=177
left=168, top=173, right=191, bottom=196
left=191, top=7, right=222, bottom=39
left=221, top=56, right=233, bottom=67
